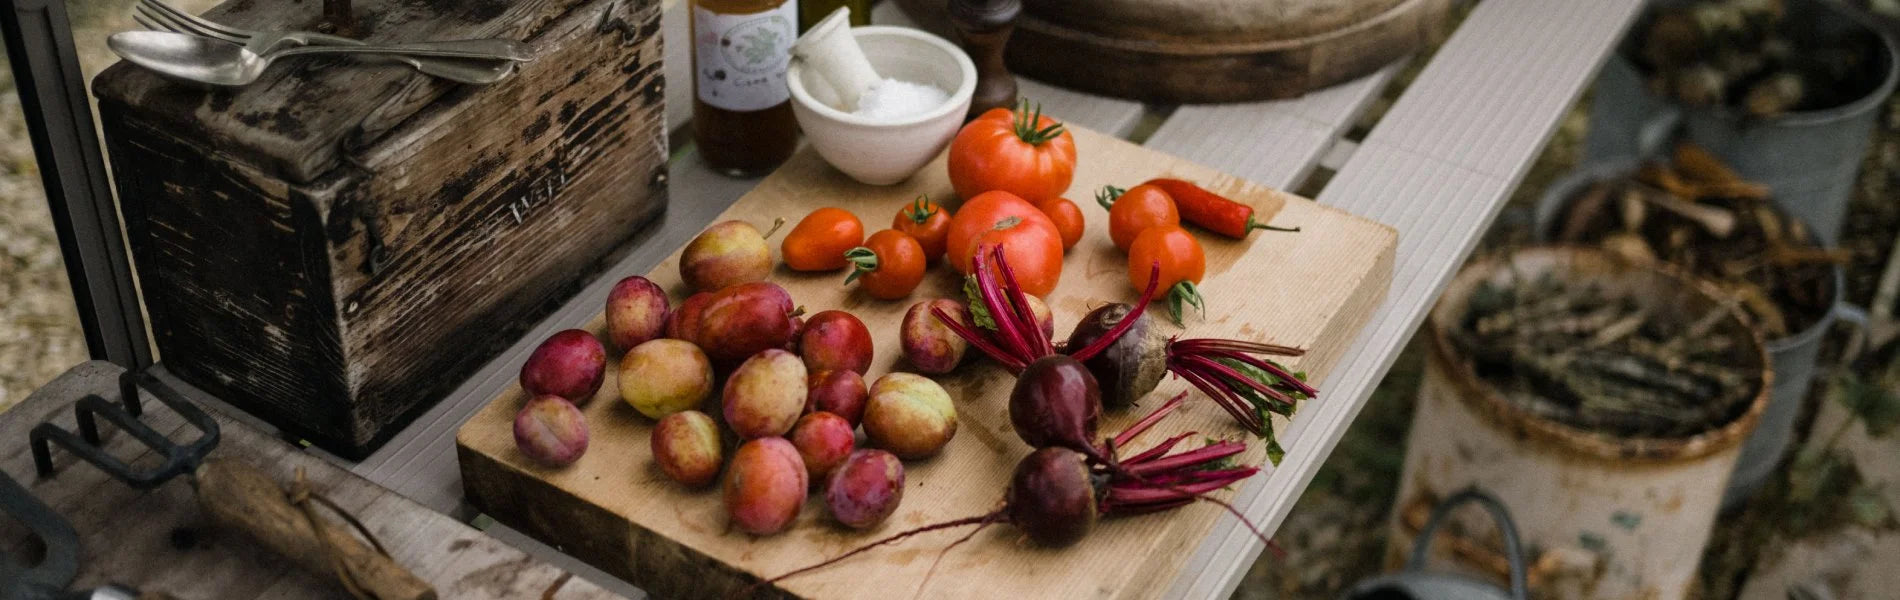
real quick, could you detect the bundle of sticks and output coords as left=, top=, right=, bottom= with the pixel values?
left=1551, top=143, right=1838, bottom=340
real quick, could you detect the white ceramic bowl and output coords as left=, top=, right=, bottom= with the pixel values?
left=788, top=26, right=976, bottom=186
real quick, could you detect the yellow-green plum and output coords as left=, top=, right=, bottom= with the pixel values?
left=618, top=339, right=713, bottom=419
left=723, top=349, right=808, bottom=438
left=863, top=373, right=957, bottom=460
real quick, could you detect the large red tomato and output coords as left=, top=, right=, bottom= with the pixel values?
left=947, top=104, right=1077, bottom=204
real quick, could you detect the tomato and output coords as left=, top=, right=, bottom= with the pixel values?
left=972, top=221, right=1065, bottom=297
left=947, top=103, right=1077, bottom=204
left=1098, top=184, right=1179, bottom=251
left=782, top=207, right=865, bottom=271
left=946, top=191, right=1060, bottom=273
left=846, top=230, right=926, bottom=300
left=1034, top=197, right=1086, bottom=251
left=892, top=197, right=952, bottom=264
left=1127, top=225, right=1206, bottom=324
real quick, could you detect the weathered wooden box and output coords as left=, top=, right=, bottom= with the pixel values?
left=93, top=0, right=668, bottom=458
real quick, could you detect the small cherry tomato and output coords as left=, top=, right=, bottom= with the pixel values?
left=1127, top=224, right=1206, bottom=324
left=892, top=197, right=952, bottom=263
left=782, top=207, right=865, bottom=271
left=1035, top=197, right=1086, bottom=251
left=971, top=220, right=1065, bottom=297
left=1098, top=184, right=1180, bottom=251
left=846, top=230, right=927, bottom=300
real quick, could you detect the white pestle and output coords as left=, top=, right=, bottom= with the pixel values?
left=790, top=7, right=882, bottom=113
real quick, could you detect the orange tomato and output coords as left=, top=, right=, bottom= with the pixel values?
left=892, top=197, right=952, bottom=263
left=947, top=103, right=1077, bottom=204
left=1035, top=197, right=1086, bottom=250
left=782, top=207, right=864, bottom=271
left=1099, top=184, right=1180, bottom=251
left=1127, top=225, right=1206, bottom=324
left=946, top=191, right=1060, bottom=274
left=846, top=230, right=926, bottom=300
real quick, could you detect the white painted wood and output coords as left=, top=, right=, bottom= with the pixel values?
left=1168, top=0, right=1645, bottom=597
left=868, top=1, right=1147, bottom=138
left=1144, top=62, right=1399, bottom=189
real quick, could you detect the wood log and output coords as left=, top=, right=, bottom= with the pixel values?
left=193, top=459, right=434, bottom=600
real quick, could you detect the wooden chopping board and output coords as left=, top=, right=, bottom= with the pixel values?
left=456, top=125, right=1396, bottom=599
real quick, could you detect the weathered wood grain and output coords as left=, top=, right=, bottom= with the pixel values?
left=94, top=0, right=670, bottom=458
left=896, top=0, right=1453, bottom=103
left=0, top=361, right=622, bottom=599
left=457, top=125, right=1396, bottom=599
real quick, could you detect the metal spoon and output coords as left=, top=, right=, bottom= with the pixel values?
left=109, top=30, right=525, bottom=87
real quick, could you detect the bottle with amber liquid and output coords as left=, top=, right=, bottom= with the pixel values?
left=692, top=0, right=800, bottom=176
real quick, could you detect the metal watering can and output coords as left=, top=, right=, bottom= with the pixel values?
left=1340, top=489, right=1528, bottom=600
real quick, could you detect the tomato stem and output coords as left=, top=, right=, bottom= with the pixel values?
left=1011, top=99, right=1068, bottom=146
left=842, top=247, right=878, bottom=285
left=904, top=196, right=937, bottom=225
left=1094, top=185, right=1126, bottom=211
left=1165, top=281, right=1207, bottom=325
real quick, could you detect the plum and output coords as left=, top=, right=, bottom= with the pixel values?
left=723, top=349, right=808, bottom=438
left=680, top=219, right=778, bottom=293
left=665, top=291, right=711, bottom=342
left=693, top=282, right=799, bottom=363
left=606, top=275, right=669, bottom=351
left=900, top=299, right=971, bottom=375
left=798, top=310, right=873, bottom=375
left=790, top=412, right=856, bottom=479
left=619, top=339, right=714, bottom=419
left=520, top=329, right=607, bottom=403
left=805, top=369, right=868, bottom=426
left=824, top=449, right=904, bottom=529
left=862, top=373, right=957, bottom=460
left=725, top=437, right=807, bottom=535
left=651, top=410, right=722, bottom=487
left=514, top=395, right=588, bottom=467
left=1023, top=294, right=1056, bottom=341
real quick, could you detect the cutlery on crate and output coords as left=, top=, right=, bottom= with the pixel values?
left=131, top=0, right=520, bottom=85
left=134, top=0, right=532, bottom=61
left=111, top=30, right=524, bottom=87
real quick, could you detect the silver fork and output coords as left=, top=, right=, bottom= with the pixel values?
left=132, top=0, right=524, bottom=85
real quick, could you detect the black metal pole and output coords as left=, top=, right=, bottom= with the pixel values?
left=2, top=0, right=151, bottom=368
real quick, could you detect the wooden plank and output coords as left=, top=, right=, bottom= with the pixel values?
left=1145, top=61, right=1403, bottom=189
left=0, top=361, right=622, bottom=599
left=869, top=1, right=1147, bottom=138
left=456, top=125, right=1395, bottom=599
left=1167, top=0, right=1645, bottom=597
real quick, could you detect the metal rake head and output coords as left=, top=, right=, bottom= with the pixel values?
left=29, top=368, right=220, bottom=490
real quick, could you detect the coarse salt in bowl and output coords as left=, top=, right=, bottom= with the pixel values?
left=788, top=26, right=976, bottom=186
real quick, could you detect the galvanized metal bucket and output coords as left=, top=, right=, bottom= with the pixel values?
left=1393, top=247, right=1771, bottom=600
left=1531, top=161, right=1866, bottom=508
left=1581, top=0, right=1899, bottom=245
left=1343, top=489, right=1527, bottom=600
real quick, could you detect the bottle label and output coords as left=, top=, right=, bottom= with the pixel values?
left=694, top=2, right=797, bottom=112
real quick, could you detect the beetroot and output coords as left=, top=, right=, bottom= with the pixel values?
left=765, top=393, right=1266, bottom=583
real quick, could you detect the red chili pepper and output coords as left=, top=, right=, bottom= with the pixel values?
left=1141, top=178, right=1299, bottom=238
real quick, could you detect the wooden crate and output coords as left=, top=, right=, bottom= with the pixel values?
left=457, top=126, right=1396, bottom=598
left=92, top=0, right=668, bottom=458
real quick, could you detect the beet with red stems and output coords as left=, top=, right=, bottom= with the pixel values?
left=1008, top=355, right=1102, bottom=455
left=762, top=393, right=1269, bottom=586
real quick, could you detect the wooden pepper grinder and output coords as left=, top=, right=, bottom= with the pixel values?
left=948, top=0, right=1020, bottom=121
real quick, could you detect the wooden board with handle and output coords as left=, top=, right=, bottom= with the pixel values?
left=457, top=125, right=1396, bottom=598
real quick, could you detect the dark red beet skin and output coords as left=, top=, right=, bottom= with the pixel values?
left=1009, top=356, right=1102, bottom=452
left=1006, top=447, right=1098, bottom=547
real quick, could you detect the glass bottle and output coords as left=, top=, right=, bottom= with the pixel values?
left=800, top=0, right=869, bottom=31
left=692, top=0, right=800, bottom=177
